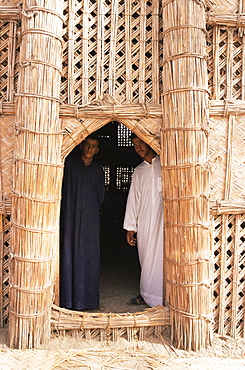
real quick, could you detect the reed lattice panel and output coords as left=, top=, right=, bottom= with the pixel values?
left=60, top=0, right=163, bottom=105
left=0, top=21, right=10, bottom=98
left=207, top=26, right=243, bottom=100
left=0, top=214, right=11, bottom=327
left=212, top=213, right=245, bottom=338
left=232, top=30, right=242, bottom=100
left=206, top=25, right=214, bottom=98
left=0, top=20, right=20, bottom=102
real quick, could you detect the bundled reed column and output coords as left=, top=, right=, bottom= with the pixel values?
left=161, top=0, right=212, bottom=350
left=9, top=1, right=63, bottom=348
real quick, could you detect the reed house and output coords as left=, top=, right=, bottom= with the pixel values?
left=0, top=0, right=245, bottom=351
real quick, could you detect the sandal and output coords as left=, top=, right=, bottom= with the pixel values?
left=126, top=294, right=146, bottom=306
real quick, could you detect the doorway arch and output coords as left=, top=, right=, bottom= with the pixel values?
left=57, top=116, right=163, bottom=311
left=61, top=116, right=161, bottom=159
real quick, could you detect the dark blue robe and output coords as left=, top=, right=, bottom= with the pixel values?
left=60, top=156, right=105, bottom=310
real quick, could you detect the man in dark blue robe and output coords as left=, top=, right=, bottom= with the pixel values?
left=60, top=135, right=105, bottom=310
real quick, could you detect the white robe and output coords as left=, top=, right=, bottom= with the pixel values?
left=123, top=155, right=164, bottom=307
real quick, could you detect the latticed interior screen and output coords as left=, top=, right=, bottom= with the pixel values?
left=61, top=0, right=163, bottom=105
left=102, top=165, right=110, bottom=190
left=116, top=166, right=134, bottom=191
left=117, top=124, right=132, bottom=147
left=212, top=214, right=245, bottom=337
left=96, top=122, right=137, bottom=192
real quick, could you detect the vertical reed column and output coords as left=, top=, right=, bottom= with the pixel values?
left=68, top=0, right=75, bottom=105
left=152, top=0, right=159, bottom=104
left=7, top=21, right=17, bottom=102
left=139, top=0, right=146, bottom=104
left=82, top=0, right=89, bottom=105
left=9, top=0, right=63, bottom=348
left=212, top=25, right=220, bottom=100
left=161, top=0, right=212, bottom=350
left=109, top=0, right=118, bottom=96
left=125, top=0, right=132, bottom=101
left=96, top=0, right=104, bottom=98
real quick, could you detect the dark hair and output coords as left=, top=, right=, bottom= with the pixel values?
left=130, top=133, right=138, bottom=141
left=84, top=134, right=100, bottom=147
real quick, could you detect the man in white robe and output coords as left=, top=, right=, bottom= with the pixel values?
left=123, top=134, right=164, bottom=307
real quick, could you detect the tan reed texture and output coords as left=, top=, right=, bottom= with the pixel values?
left=0, top=6, right=20, bottom=21
left=161, top=0, right=213, bottom=350
left=67, top=0, right=75, bottom=105
left=5, top=98, right=245, bottom=118
left=7, top=21, right=17, bottom=102
left=0, top=115, right=14, bottom=215
left=152, top=0, right=160, bottom=104
left=212, top=213, right=245, bottom=338
left=0, top=214, right=3, bottom=325
left=61, top=114, right=161, bottom=159
left=51, top=304, right=170, bottom=341
left=209, top=115, right=245, bottom=203
left=125, top=0, right=132, bottom=102
left=9, top=0, right=63, bottom=349
left=60, top=0, right=163, bottom=105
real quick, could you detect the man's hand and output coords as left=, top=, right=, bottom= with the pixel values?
left=126, top=230, right=137, bottom=246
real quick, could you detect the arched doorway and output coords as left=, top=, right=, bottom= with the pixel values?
left=58, top=116, right=161, bottom=313
left=61, top=121, right=151, bottom=313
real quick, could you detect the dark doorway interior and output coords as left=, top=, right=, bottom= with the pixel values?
left=96, top=122, right=141, bottom=269
left=95, top=122, right=147, bottom=312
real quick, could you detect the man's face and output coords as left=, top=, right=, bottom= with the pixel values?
left=81, top=138, right=99, bottom=160
left=132, top=137, right=151, bottom=159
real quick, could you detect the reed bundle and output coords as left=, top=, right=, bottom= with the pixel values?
left=52, top=304, right=170, bottom=330
left=207, top=13, right=245, bottom=28
left=9, top=1, right=63, bottom=349
left=210, top=201, right=245, bottom=214
left=161, top=0, right=212, bottom=350
left=0, top=6, right=20, bottom=21
left=5, top=99, right=245, bottom=118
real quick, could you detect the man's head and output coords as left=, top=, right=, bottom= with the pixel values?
left=80, top=134, right=100, bottom=162
left=130, top=134, right=155, bottom=162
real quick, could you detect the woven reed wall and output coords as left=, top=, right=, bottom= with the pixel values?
left=209, top=116, right=245, bottom=202
left=212, top=213, right=245, bottom=338
left=60, top=0, right=163, bottom=105
left=0, top=0, right=245, bottom=348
